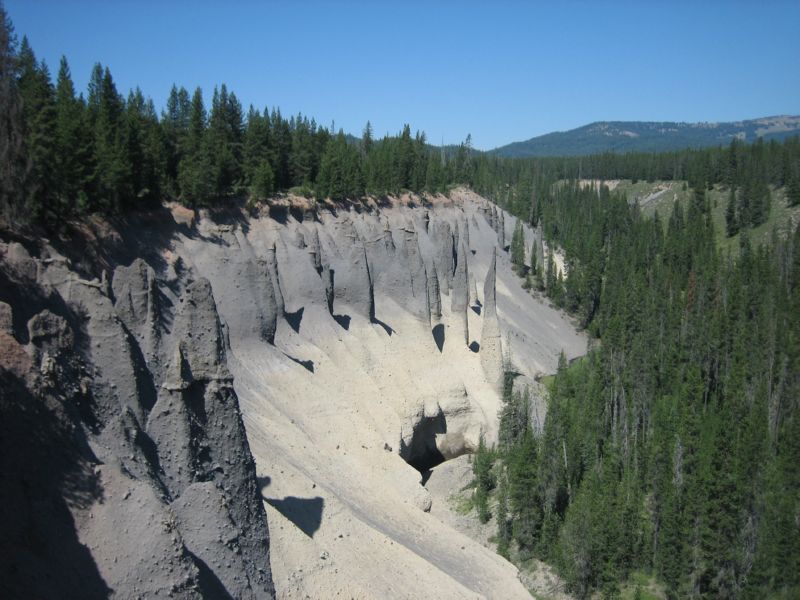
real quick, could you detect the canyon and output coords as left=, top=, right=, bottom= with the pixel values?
left=0, top=188, right=585, bottom=599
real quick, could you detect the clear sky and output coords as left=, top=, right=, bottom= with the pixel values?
left=5, top=0, right=799, bottom=150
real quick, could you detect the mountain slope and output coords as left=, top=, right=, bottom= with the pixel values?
left=493, top=115, right=800, bottom=157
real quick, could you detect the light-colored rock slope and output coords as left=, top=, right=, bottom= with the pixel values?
left=168, top=189, right=585, bottom=599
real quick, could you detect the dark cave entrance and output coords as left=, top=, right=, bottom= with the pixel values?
left=400, top=410, right=447, bottom=472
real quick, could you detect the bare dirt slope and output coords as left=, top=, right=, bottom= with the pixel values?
left=170, top=189, right=585, bottom=599
left=0, top=189, right=584, bottom=599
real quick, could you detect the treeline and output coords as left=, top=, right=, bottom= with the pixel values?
left=488, top=179, right=800, bottom=599
left=469, top=136, right=800, bottom=221
left=5, top=0, right=798, bottom=229
left=0, top=8, right=478, bottom=224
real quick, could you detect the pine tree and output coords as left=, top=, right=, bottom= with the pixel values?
left=510, top=219, right=526, bottom=274
left=92, top=65, right=131, bottom=212
left=163, top=84, right=191, bottom=195
left=361, top=120, right=373, bottom=156
left=289, top=114, right=313, bottom=186
left=725, top=187, right=738, bottom=237
left=472, top=434, right=495, bottom=524
left=17, top=37, right=57, bottom=219
left=317, top=132, right=363, bottom=200
left=508, top=429, right=541, bottom=557
left=0, top=3, right=24, bottom=221
left=249, top=160, right=274, bottom=200
left=496, top=473, right=511, bottom=558
left=787, top=175, right=800, bottom=207
left=206, top=84, right=243, bottom=198
left=178, top=87, right=213, bottom=205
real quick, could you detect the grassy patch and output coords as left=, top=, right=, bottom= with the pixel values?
left=610, top=179, right=800, bottom=254
left=450, top=490, right=475, bottom=515
left=539, top=374, right=556, bottom=391
left=616, top=180, right=694, bottom=220
left=708, top=185, right=800, bottom=254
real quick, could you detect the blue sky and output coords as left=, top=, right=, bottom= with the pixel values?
left=6, top=1, right=799, bottom=150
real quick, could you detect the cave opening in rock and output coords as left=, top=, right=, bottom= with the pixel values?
left=408, top=445, right=446, bottom=472
left=401, top=411, right=448, bottom=472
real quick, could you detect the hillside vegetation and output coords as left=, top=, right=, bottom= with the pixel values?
left=493, top=116, right=800, bottom=157
left=476, top=174, right=800, bottom=599
left=590, top=180, right=800, bottom=253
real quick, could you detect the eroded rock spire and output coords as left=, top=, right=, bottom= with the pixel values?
left=480, top=249, right=503, bottom=389
left=451, top=241, right=470, bottom=346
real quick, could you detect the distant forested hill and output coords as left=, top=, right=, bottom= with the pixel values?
left=493, top=115, right=800, bottom=157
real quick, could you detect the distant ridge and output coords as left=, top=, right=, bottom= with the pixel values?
left=492, top=115, right=800, bottom=157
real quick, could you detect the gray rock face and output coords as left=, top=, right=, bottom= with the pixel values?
left=172, top=278, right=230, bottom=381
left=39, top=261, right=152, bottom=428
left=323, top=265, right=335, bottom=315
left=258, top=258, right=280, bottom=344
left=382, top=220, right=396, bottom=253
left=0, top=300, right=12, bottom=334
left=535, top=223, right=545, bottom=273
left=334, top=244, right=375, bottom=320
left=433, top=220, right=455, bottom=295
left=266, top=241, right=285, bottom=317
left=307, top=226, right=323, bottom=275
left=427, top=260, right=442, bottom=321
left=451, top=242, right=469, bottom=314
left=146, top=347, right=195, bottom=494
left=468, top=272, right=479, bottom=308
left=451, top=242, right=470, bottom=346
left=139, top=276, right=275, bottom=598
left=458, top=216, right=470, bottom=251
left=292, top=229, right=306, bottom=249
left=151, top=324, right=255, bottom=507
left=172, top=482, right=258, bottom=599
left=0, top=241, right=275, bottom=599
left=112, top=258, right=163, bottom=375
left=26, top=310, right=73, bottom=364
left=480, top=249, right=504, bottom=389
left=0, top=195, right=587, bottom=600
left=405, top=229, right=431, bottom=324
left=496, top=209, right=506, bottom=248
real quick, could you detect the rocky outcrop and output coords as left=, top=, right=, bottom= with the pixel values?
left=468, top=272, right=479, bottom=308
left=534, top=222, right=545, bottom=273
left=433, top=220, right=455, bottom=294
left=0, top=191, right=589, bottom=600
left=458, top=215, right=470, bottom=252
left=306, top=226, right=323, bottom=275
left=334, top=244, right=375, bottom=320
left=0, top=300, right=12, bottom=334
left=485, top=205, right=497, bottom=232
left=427, top=260, right=442, bottom=321
left=496, top=209, right=505, bottom=248
left=266, top=241, right=285, bottom=317
left=112, top=258, right=163, bottom=374
left=451, top=241, right=470, bottom=346
left=480, top=249, right=504, bottom=389
left=148, top=279, right=272, bottom=597
left=0, top=241, right=275, bottom=600
left=405, top=228, right=431, bottom=324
